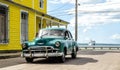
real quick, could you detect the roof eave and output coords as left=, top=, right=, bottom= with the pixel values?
left=5, top=0, right=69, bottom=25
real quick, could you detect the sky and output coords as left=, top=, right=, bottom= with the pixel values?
left=47, top=0, right=120, bottom=44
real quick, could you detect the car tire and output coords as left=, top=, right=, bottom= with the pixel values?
left=25, top=57, right=33, bottom=63
left=59, top=53, right=65, bottom=63
left=71, top=47, right=77, bottom=59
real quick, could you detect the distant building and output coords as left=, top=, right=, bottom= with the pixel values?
left=0, top=0, right=69, bottom=51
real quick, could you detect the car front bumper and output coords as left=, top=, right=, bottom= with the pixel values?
left=21, top=52, right=63, bottom=58
left=21, top=46, right=63, bottom=58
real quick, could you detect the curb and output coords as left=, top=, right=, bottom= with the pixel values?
left=0, top=52, right=21, bottom=59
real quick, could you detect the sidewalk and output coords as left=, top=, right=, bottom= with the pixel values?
left=0, top=52, right=21, bottom=59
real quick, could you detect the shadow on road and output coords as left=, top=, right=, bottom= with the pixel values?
left=65, top=57, right=98, bottom=65
left=26, top=50, right=120, bottom=65
left=31, top=57, right=98, bottom=65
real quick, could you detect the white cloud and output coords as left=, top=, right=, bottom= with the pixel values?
left=111, top=34, right=120, bottom=40
left=66, top=1, right=120, bottom=32
left=49, top=0, right=103, bottom=4
left=70, top=13, right=112, bottom=32
left=49, top=0, right=75, bottom=4
left=70, top=13, right=109, bottom=26
left=79, top=0, right=104, bottom=4
left=67, top=2, right=120, bottom=14
left=78, top=37, right=92, bottom=43
left=106, top=0, right=120, bottom=3
left=48, top=0, right=120, bottom=43
left=83, top=27, right=92, bottom=32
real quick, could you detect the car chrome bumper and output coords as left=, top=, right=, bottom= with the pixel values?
left=21, top=52, right=63, bottom=58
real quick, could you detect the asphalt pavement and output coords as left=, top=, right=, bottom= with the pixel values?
left=0, top=50, right=120, bottom=70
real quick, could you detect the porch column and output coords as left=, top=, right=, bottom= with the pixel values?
left=41, top=17, right=43, bottom=29
left=58, top=23, right=60, bottom=28
left=50, top=21, right=52, bottom=28
left=65, top=25, right=68, bottom=29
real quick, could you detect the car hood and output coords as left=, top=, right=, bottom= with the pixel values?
left=27, top=37, right=64, bottom=47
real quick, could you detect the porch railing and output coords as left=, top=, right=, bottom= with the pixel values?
left=79, top=47, right=120, bottom=50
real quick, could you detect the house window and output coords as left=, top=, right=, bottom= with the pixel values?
left=40, top=0, right=44, bottom=8
left=0, top=5, right=8, bottom=44
left=21, top=11, right=28, bottom=43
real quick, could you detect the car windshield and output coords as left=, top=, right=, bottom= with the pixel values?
left=37, top=29, right=64, bottom=38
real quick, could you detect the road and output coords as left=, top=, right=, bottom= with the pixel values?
left=0, top=50, right=120, bottom=70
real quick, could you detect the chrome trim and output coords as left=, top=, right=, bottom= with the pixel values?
left=21, top=46, right=61, bottom=58
left=30, top=46, right=53, bottom=48
left=22, top=52, right=63, bottom=58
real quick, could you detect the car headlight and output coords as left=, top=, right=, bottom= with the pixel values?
left=55, top=41, right=61, bottom=47
left=21, top=43, right=27, bottom=49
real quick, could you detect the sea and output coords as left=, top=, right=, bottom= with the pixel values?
left=78, top=43, right=120, bottom=47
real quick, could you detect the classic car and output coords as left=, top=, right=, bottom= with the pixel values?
left=21, top=28, right=78, bottom=63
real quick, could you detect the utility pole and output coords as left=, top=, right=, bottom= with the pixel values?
left=75, top=0, right=78, bottom=41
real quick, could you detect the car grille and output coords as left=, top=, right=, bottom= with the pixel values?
left=23, top=46, right=58, bottom=53
left=29, top=46, right=53, bottom=51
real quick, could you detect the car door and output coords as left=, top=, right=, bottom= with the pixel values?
left=68, top=31, right=74, bottom=53
left=64, top=31, right=71, bottom=54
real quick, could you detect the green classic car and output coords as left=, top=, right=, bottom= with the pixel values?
left=21, top=28, right=78, bottom=63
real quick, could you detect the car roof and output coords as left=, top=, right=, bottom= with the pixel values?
left=41, top=28, right=68, bottom=31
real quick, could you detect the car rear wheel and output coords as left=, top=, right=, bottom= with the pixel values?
left=25, top=57, right=33, bottom=63
left=71, top=47, right=77, bottom=59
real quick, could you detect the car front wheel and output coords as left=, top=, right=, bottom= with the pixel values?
left=25, top=57, right=33, bottom=63
left=59, top=53, right=65, bottom=63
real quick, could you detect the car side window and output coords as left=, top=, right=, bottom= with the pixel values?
left=67, top=31, right=72, bottom=40
left=68, top=31, right=73, bottom=39
left=65, top=31, right=70, bottom=39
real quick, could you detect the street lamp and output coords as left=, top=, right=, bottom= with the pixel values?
left=75, top=0, right=78, bottom=41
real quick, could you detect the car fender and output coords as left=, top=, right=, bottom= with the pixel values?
left=60, top=41, right=69, bottom=52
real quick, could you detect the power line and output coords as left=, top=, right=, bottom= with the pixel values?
left=50, top=13, right=74, bottom=17
left=48, top=4, right=68, bottom=12
left=48, top=11, right=68, bottom=15
left=67, top=10, right=120, bottom=14
left=80, top=10, right=120, bottom=13
left=78, top=2, right=120, bottom=8
left=49, top=10, right=120, bottom=16
left=48, top=2, right=120, bottom=13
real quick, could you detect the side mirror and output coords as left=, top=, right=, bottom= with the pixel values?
left=64, top=36, right=69, bottom=40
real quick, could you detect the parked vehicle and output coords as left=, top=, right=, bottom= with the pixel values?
left=21, top=28, right=78, bottom=63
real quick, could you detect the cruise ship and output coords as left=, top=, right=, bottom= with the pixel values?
left=88, top=40, right=96, bottom=46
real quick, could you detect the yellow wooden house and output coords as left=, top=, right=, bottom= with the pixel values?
left=0, top=0, right=69, bottom=51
